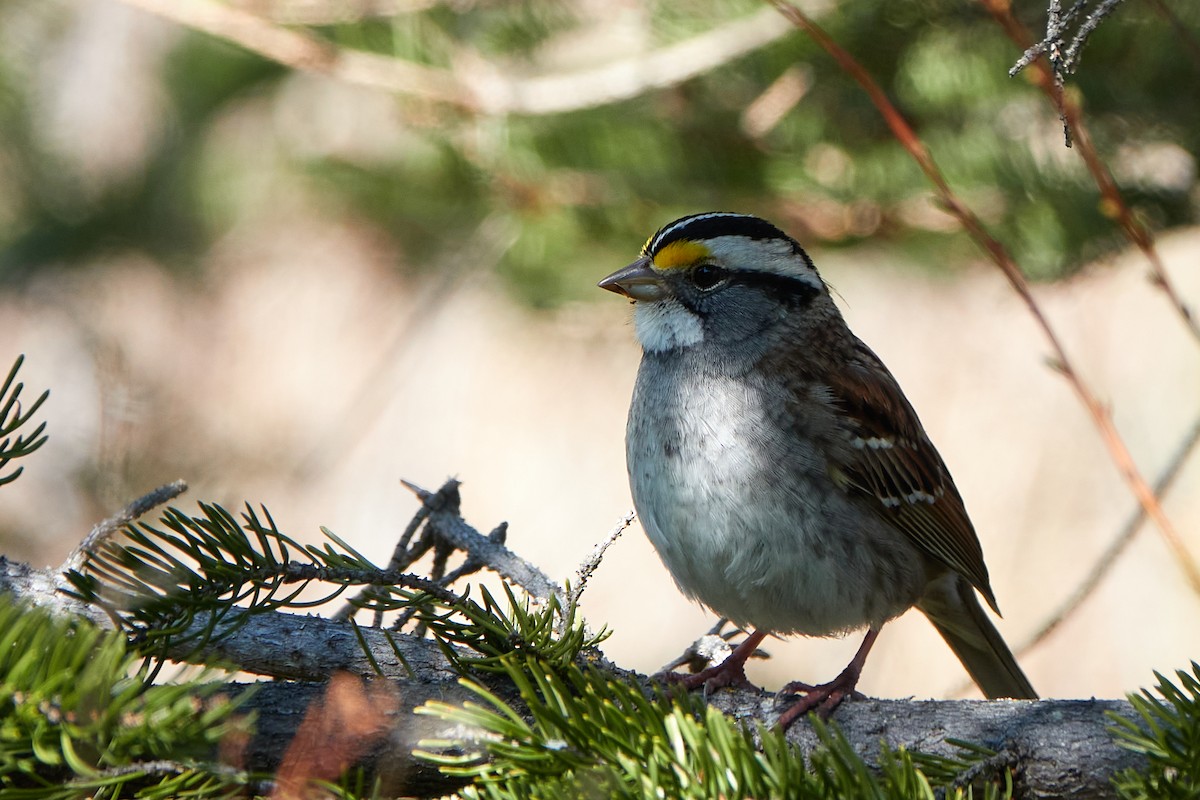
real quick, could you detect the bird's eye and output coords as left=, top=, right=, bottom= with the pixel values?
left=690, top=263, right=729, bottom=291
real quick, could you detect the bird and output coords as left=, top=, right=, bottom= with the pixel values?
left=598, top=211, right=1037, bottom=726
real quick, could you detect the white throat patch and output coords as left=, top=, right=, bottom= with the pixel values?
left=634, top=301, right=704, bottom=352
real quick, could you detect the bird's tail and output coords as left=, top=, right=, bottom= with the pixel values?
left=917, top=573, right=1038, bottom=700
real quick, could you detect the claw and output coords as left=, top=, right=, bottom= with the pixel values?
left=775, top=627, right=880, bottom=729
left=658, top=630, right=768, bottom=692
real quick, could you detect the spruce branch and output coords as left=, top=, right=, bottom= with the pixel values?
left=418, top=652, right=1092, bottom=799
left=0, top=598, right=251, bottom=799
left=60, top=485, right=606, bottom=688
left=1109, top=663, right=1200, bottom=797
left=0, top=354, right=49, bottom=488
left=0, top=475, right=1169, bottom=797
left=61, top=480, right=189, bottom=576
left=62, top=498, right=485, bottom=660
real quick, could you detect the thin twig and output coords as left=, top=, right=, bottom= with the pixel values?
left=659, top=619, right=768, bottom=675
left=281, top=563, right=466, bottom=606
left=982, top=0, right=1200, bottom=346
left=1016, top=413, right=1200, bottom=653
left=1063, top=0, right=1127, bottom=73
left=568, top=511, right=635, bottom=611
left=228, top=0, right=440, bottom=25
left=334, top=480, right=462, bottom=622
left=388, top=522, right=506, bottom=632
left=1010, top=0, right=1128, bottom=79
left=404, top=480, right=562, bottom=603
left=767, top=0, right=1200, bottom=596
left=117, top=0, right=804, bottom=115
left=334, top=531, right=428, bottom=623
left=407, top=539, right=457, bottom=637
left=60, top=481, right=189, bottom=574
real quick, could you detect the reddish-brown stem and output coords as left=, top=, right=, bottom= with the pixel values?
left=981, top=0, right=1200, bottom=346
left=767, top=0, right=1200, bottom=596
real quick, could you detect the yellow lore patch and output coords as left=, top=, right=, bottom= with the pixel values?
left=651, top=240, right=709, bottom=271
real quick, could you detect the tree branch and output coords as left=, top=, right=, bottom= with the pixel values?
left=2, top=483, right=1155, bottom=797
left=399, top=479, right=561, bottom=603
left=216, top=677, right=1142, bottom=798
left=116, top=0, right=808, bottom=115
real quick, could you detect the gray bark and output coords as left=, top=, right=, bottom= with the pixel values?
left=0, top=484, right=1152, bottom=799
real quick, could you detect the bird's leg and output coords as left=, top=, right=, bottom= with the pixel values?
left=775, top=627, right=880, bottom=729
left=660, top=629, right=768, bottom=692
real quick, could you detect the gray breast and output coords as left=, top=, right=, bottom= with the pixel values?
left=624, top=352, right=929, bottom=636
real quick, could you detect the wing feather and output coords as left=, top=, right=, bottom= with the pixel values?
left=820, top=340, right=999, bottom=613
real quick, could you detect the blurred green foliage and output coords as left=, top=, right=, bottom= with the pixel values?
left=0, top=0, right=1196, bottom=305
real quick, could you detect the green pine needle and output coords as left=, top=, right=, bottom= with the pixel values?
left=0, top=597, right=252, bottom=799
left=0, top=355, right=50, bottom=488
left=62, top=498, right=610, bottom=686
left=52, top=486, right=1027, bottom=800
left=1109, top=662, right=1200, bottom=799
left=415, top=654, right=1013, bottom=800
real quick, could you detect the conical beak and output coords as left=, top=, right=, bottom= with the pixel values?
left=597, top=256, right=667, bottom=302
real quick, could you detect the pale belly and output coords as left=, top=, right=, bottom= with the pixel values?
left=626, top=362, right=927, bottom=636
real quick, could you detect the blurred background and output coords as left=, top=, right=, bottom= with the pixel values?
left=1, top=0, right=1198, bottom=702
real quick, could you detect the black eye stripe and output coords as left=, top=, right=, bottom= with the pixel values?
left=727, top=271, right=822, bottom=306
left=677, top=269, right=820, bottom=317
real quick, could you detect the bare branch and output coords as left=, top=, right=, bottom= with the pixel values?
left=768, top=0, right=1200, bottom=598
left=188, top=606, right=460, bottom=682
left=229, top=0, right=440, bottom=25
left=471, top=6, right=803, bottom=115
left=60, top=480, right=189, bottom=575
left=121, top=0, right=478, bottom=107
left=982, top=0, right=1200, bottom=346
left=236, top=680, right=1142, bottom=799
left=567, top=510, right=634, bottom=610
left=401, top=479, right=561, bottom=603
left=1009, top=0, right=1128, bottom=80
left=116, top=0, right=813, bottom=115
left=1017, top=412, right=1200, bottom=653
left=0, top=481, right=1156, bottom=798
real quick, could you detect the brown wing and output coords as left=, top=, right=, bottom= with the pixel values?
left=822, top=340, right=999, bottom=614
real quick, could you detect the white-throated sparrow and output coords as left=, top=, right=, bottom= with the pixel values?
left=600, top=212, right=1036, bottom=725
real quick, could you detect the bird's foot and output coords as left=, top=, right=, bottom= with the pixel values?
left=659, top=658, right=760, bottom=692
left=775, top=668, right=866, bottom=727
left=657, top=629, right=768, bottom=693
left=779, top=678, right=867, bottom=702
left=774, top=627, right=881, bottom=729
